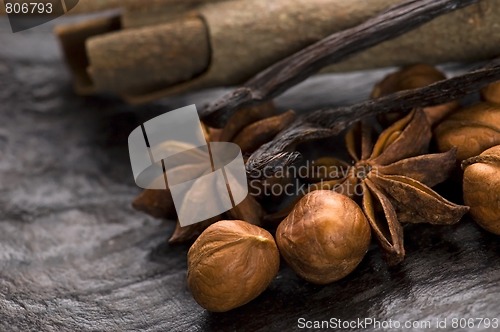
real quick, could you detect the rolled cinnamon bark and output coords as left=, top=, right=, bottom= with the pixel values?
left=105, top=0, right=401, bottom=103
left=54, top=14, right=121, bottom=95
left=56, top=0, right=500, bottom=103
left=120, top=0, right=231, bottom=28
left=86, top=17, right=210, bottom=95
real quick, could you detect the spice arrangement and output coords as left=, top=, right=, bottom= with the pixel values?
left=2, top=0, right=500, bottom=329
left=135, top=77, right=500, bottom=311
left=125, top=0, right=500, bottom=313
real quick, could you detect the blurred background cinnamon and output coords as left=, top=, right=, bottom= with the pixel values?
left=43, top=0, right=500, bottom=103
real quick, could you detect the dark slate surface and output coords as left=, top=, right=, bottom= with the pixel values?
left=0, top=15, right=499, bottom=332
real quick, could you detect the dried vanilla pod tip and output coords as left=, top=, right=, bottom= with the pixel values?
left=435, top=102, right=500, bottom=162
left=187, top=220, right=279, bottom=312
left=276, top=190, right=371, bottom=285
left=480, top=81, right=500, bottom=105
left=372, top=64, right=458, bottom=125
left=462, top=145, right=500, bottom=235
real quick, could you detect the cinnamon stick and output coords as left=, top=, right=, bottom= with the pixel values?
left=86, top=17, right=210, bottom=95
left=55, top=0, right=500, bottom=104
left=54, top=14, right=121, bottom=95
left=200, top=0, right=480, bottom=127
left=246, top=59, right=500, bottom=177
left=120, top=0, right=231, bottom=28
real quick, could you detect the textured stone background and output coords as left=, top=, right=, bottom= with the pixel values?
left=0, top=15, right=499, bottom=332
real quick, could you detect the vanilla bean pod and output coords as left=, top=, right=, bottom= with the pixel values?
left=246, top=59, right=500, bottom=177
left=201, top=0, right=478, bottom=127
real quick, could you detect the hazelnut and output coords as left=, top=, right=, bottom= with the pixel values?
left=372, top=64, right=458, bottom=125
left=463, top=145, right=500, bottom=235
left=276, top=190, right=371, bottom=285
left=481, top=81, right=500, bottom=105
left=372, top=64, right=446, bottom=99
left=435, top=102, right=500, bottom=161
left=187, top=220, right=279, bottom=312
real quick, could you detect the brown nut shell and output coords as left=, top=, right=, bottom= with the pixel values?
left=276, top=190, right=371, bottom=285
left=435, top=102, right=500, bottom=161
left=372, top=64, right=456, bottom=125
left=187, top=220, right=279, bottom=312
left=481, top=81, right=500, bottom=106
left=372, top=64, right=446, bottom=99
left=463, top=145, right=500, bottom=235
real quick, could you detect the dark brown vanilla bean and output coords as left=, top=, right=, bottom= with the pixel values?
left=246, top=59, right=500, bottom=177
left=201, top=0, right=479, bottom=127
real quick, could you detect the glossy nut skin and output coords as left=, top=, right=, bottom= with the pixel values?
left=372, top=64, right=457, bottom=125
left=463, top=145, right=500, bottom=235
left=187, top=220, right=279, bottom=312
left=371, top=64, right=446, bottom=99
left=276, top=190, right=371, bottom=285
left=481, top=81, right=500, bottom=105
left=435, top=103, right=500, bottom=161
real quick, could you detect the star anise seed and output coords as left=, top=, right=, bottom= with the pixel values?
left=315, top=109, right=468, bottom=265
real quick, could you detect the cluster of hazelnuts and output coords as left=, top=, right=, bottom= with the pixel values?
left=187, top=67, right=500, bottom=313
left=188, top=191, right=366, bottom=312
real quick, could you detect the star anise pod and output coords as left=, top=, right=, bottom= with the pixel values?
left=313, top=109, right=469, bottom=265
left=132, top=102, right=293, bottom=243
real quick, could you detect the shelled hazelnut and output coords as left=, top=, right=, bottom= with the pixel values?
left=435, top=102, right=500, bottom=162
left=187, top=220, right=279, bottom=312
left=462, top=145, right=500, bottom=235
left=372, top=64, right=458, bottom=125
left=481, top=81, right=500, bottom=105
left=276, top=191, right=371, bottom=285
